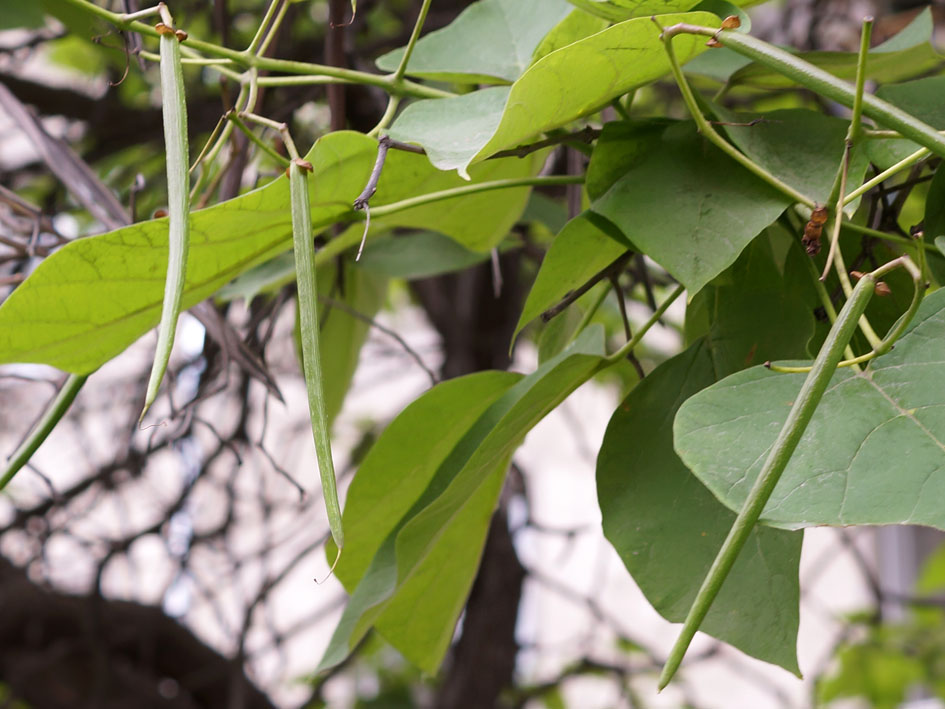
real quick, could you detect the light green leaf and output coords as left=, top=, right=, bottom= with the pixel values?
left=316, top=260, right=388, bottom=426
left=514, top=211, right=629, bottom=340
left=866, top=76, right=945, bottom=170
left=728, top=9, right=941, bottom=90
left=329, top=370, right=520, bottom=593
left=591, top=121, right=790, bottom=293
left=0, top=132, right=537, bottom=373
left=376, top=0, right=573, bottom=83
left=568, top=0, right=700, bottom=22
left=389, top=11, right=720, bottom=176
left=675, top=287, right=945, bottom=529
left=320, top=326, right=609, bottom=672
left=531, top=10, right=609, bottom=65
left=598, top=341, right=801, bottom=672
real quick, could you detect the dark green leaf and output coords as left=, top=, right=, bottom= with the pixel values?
left=715, top=108, right=870, bottom=205
left=598, top=341, right=801, bottom=672
left=591, top=121, right=790, bottom=293
left=867, top=76, right=945, bottom=169
left=1, top=0, right=46, bottom=29
left=688, top=227, right=817, bottom=377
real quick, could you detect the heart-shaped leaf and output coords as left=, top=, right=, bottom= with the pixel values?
left=675, top=287, right=945, bottom=529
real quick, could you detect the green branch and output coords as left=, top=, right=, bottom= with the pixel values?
left=661, top=23, right=945, bottom=159
left=56, top=0, right=453, bottom=99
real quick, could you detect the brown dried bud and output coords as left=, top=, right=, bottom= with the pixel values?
left=875, top=281, right=892, bottom=297
left=721, top=15, right=741, bottom=29
left=802, top=222, right=822, bottom=255
left=809, top=205, right=828, bottom=225
left=153, top=208, right=168, bottom=218
left=155, top=22, right=174, bottom=36
left=705, top=37, right=723, bottom=48
left=850, top=270, right=865, bottom=280
left=293, top=159, right=314, bottom=173
left=175, top=29, right=188, bottom=42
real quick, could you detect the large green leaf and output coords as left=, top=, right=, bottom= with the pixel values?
left=320, top=326, right=609, bottom=672
left=675, top=287, right=945, bottom=529
left=388, top=12, right=720, bottom=176
left=598, top=341, right=801, bottom=672
left=376, top=0, right=573, bottom=83
left=332, top=370, right=521, bottom=671
left=0, top=132, right=538, bottom=373
left=513, top=211, right=630, bottom=340
left=866, top=76, right=945, bottom=170
left=727, top=9, right=942, bottom=90
left=531, top=9, right=610, bottom=64
left=590, top=121, right=790, bottom=293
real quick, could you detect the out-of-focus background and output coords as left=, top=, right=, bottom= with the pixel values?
left=2, top=1, right=945, bottom=707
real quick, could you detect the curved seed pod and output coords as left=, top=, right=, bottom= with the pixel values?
left=290, top=159, right=344, bottom=549
left=659, top=272, right=878, bottom=689
left=141, top=16, right=190, bottom=422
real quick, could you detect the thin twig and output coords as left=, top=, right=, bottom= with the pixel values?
left=541, top=252, right=632, bottom=322
left=318, top=295, right=438, bottom=386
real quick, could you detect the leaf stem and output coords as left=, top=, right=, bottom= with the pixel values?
left=844, top=147, right=930, bottom=206
left=768, top=256, right=923, bottom=372
left=57, top=0, right=454, bottom=99
left=659, top=269, right=877, bottom=690
left=660, top=23, right=945, bottom=159
left=657, top=20, right=815, bottom=208
left=605, top=284, right=684, bottom=364
left=1, top=374, right=88, bottom=490
left=367, top=175, right=583, bottom=218
left=392, top=0, right=433, bottom=83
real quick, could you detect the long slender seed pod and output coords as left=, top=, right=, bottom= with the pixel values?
left=290, top=160, right=344, bottom=549
left=659, top=272, right=879, bottom=689
left=1, top=374, right=88, bottom=490
left=142, top=18, right=190, bottom=421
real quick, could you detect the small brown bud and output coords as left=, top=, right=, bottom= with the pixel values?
left=809, top=205, right=828, bottom=225
left=153, top=208, right=168, bottom=218
left=155, top=22, right=174, bottom=36
left=875, top=281, right=892, bottom=297
left=721, top=15, right=741, bottom=29
left=706, top=37, right=723, bottom=48
left=175, top=29, right=188, bottom=42
left=850, top=270, right=865, bottom=280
